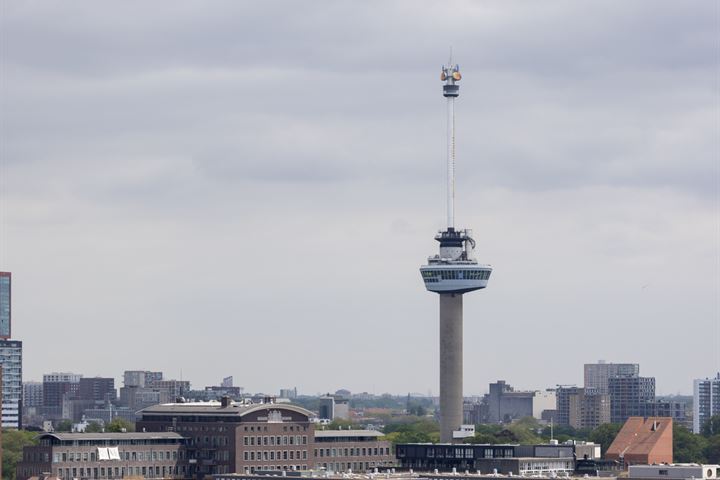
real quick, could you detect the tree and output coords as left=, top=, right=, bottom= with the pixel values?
left=588, top=423, right=622, bottom=456
left=704, top=434, right=720, bottom=464
left=2, top=430, right=38, bottom=480
left=55, top=419, right=73, bottom=432
left=106, top=418, right=135, bottom=433
left=673, top=424, right=708, bottom=463
left=383, top=418, right=439, bottom=444
left=701, top=415, right=720, bottom=437
left=324, top=419, right=355, bottom=430
left=85, top=422, right=104, bottom=433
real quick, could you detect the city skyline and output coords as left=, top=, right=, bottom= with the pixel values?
left=0, top=1, right=717, bottom=395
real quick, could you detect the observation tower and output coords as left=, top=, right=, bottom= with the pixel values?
left=419, top=59, right=492, bottom=443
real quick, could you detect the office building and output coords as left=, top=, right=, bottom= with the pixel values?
left=396, top=442, right=599, bottom=475
left=123, top=370, right=163, bottom=388
left=23, top=381, right=43, bottom=408
left=16, top=432, right=188, bottom=480
left=606, top=417, right=673, bottom=467
left=694, top=373, right=720, bottom=434
left=138, top=399, right=316, bottom=475
left=584, top=362, right=639, bottom=395
left=0, top=339, right=22, bottom=428
left=78, top=377, right=116, bottom=403
left=137, top=398, right=392, bottom=475
left=608, top=376, right=655, bottom=424
left=42, top=372, right=82, bottom=408
left=555, top=386, right=583, bottom=426
left=312, top=430, right=394, bottom=472
left=0, top=272, right=10, bottom=339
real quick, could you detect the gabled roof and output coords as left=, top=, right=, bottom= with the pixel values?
left=606, top=417, right=673, bottom=459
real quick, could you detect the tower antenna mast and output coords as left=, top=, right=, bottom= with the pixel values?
left=441, top=53, right=461, bottom=229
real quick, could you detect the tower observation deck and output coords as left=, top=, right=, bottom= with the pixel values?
left=419, top=59, right=492, bottom=442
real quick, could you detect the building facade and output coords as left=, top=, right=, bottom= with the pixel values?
left=396, top=443, right=592, bottom=475
left=608, top=376, right=656, bottom=424
left=78, top=377, right=116, bottom=403
left=312, top=430, right=394, bottom=472
left=0, top=339, right=22, bottom=428
left=694, top=373, right=720, bottom=434
left=138, top=400, right=316, bottom=475
left=584, top=362, right=639, bottom=395
left=0, top=272, right=10, bottom=339
left=16, top=432, right=188, bottom=480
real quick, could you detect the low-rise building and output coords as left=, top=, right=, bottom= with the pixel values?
left=629, top=464, right=720, bottom=480
left=312, top=430, right=393, bottom=472
left=16, top=431, right=188, bottom=480
left=396, top=443, right=597, bottom=475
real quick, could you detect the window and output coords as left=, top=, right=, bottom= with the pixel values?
left=659, top=471, right=668, bottom=476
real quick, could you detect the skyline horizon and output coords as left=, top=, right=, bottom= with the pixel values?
left=1, top=1, right=717, bottom=397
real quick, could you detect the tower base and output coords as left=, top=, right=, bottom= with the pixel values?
left=439, top=293, right=463, bottom=443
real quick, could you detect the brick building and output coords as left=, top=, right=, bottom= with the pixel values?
left=16, top=432, right=188, bottom=480
left=606, top=417, right=673, bottom=467
left=312, top=430, right=394, bottom=472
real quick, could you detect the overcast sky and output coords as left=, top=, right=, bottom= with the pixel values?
left=0, top=1, right=717, bottom=396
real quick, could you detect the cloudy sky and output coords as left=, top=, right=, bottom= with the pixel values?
left=0, top=1, right=717, bottom=396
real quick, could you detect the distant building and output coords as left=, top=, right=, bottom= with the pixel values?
left=23, top=381, right=43, bottom=408
left=608, top=376, right=655, bottom=424
left=694, top=373, right=720, bottom=434
left=605, top=417, right=673, bottom=467
left=532, top=390, right=557, bottom=420
left=584, top=362, right=639, bottom=395
left=318, top=395, right=349, bottom=421
left=78, top=377, right=116, bottom=403
left=0, top=339, right=23, bottom=428
left=42, top=372, right=82, bottom=408
left=0, top=272, right=11, bottom=339
left=485, top=380, right=534, bottom=423
left=555, top=386, right=583, bottom=426
left=280, top=388, right=297, bottom=399
left=648, top=399, right=690, bottom=430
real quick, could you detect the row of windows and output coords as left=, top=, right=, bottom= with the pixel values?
left=315, top=447, right=390, bottom=458
left=243, top=425, right=307, bottom=432
left=186, top=435, right=229, bottom=447
left=49, top=450, right=179, bottom=463
left=243, top=435, right=307, bottom=446
left=244, top=450, right=308, bottom=461
left=421, top=270, right=491, bottom=280
left=246, top=465, right=308, bottom=473
left=54, top=464, right=186, bottom=479
left=424, top=447, right=514, bottom=459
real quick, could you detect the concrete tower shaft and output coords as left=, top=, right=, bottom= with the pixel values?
left=439, top=293, right=463, bottom=442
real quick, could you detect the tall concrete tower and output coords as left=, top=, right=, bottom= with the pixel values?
left=420, top=59, right=492, bottom=443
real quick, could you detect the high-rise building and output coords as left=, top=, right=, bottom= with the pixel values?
left=0, top=339, right=23, bottom=428
left=23, top=381, right=43, bottom=408
left=693, top=373, right=720, bottom=434
left=555, top=386, right=610, bottom=429
left=608, top=376, right=655, bottom=424
left=0, top=272, right=10, bottom=339
left=584, top=362, right=639, bottom=395
left=78, top=377, right=116, bottom=403
left=420, top=60, right=493, bottom=442
left=42, top=372, right=82, bottom=408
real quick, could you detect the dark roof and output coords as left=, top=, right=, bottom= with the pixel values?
left=39, top=432, right=183, bottom=441
left=314, top=430, right=384, bottom=438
